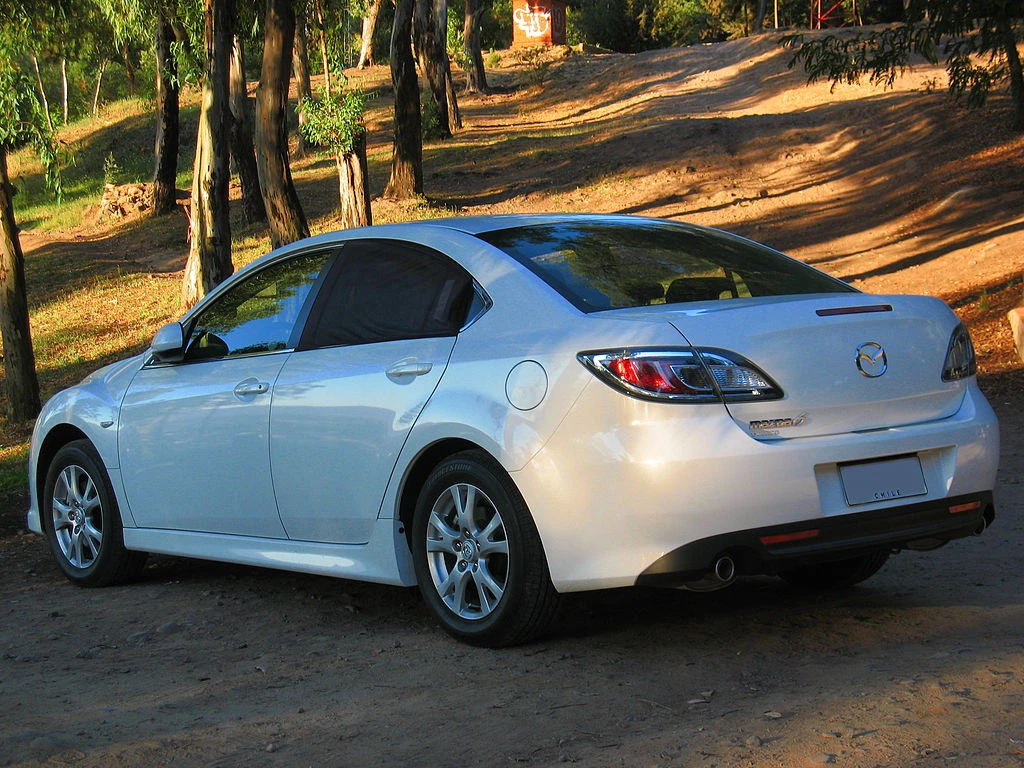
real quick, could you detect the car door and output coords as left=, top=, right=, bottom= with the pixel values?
left=270, top=239, right=480, bottom=544
left=118, top=250, right=333, bottom=536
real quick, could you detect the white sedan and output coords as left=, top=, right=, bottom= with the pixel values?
left=27, top=215, right=999, bottom=646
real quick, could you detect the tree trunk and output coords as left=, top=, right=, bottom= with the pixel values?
left=385, top=0, right=423, bottom=199
left=230, top=34, right=267, bottom=224
left=997, top=14, right=1024, bottom=130
left=92, top=59, right=108, bottom=116
left=413, top=0, right=450, bottom=138
left=61, top=57, right=69, bottom=125
left=31, top=55, right=54, bottom=133
left=182, top=0, right=235, bottom=310
left=435, top=0, right=460, bottom=129
left=314, top=0, right=332, bottom=96
left=152, top=14, right=180, bottom=216
left=463, top=0, right=488, bottom=94
left=293, top=8, right=314, bottom=155
left=754, top=0, right=767, bottom=32
left=257, top=0, right=310, bottom=249
left=336, top=133, right=372, bottom=229
left=357, top=0, right=382, bottom=68
left=124, top=43, right=136, bottom=98
left=0, top=148, right=41, bottom=422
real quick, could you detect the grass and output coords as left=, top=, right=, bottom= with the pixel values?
left=8, top=98, right=199, bottom=233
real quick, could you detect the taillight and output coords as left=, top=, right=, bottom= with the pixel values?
left=942, top=323, right=976, bottom=381
left=578, top=348, right=783, bottom=403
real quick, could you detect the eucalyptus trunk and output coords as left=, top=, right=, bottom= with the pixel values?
left=257, top=0, right=310, bottom=248
left=413, top=0, right=450, bottom=138
left=384, top=0, right=423, bottom=199
left=997, top=14, right=1024, bottom=130
left=336, top=133, right=371, bottom=229
left=0, top=147, right=41, bottom=422
left=152, top=13, right=180, bottom=216
left=314, top=0, right=332, bottom=96
left=293, top=8, right=314, bottom=155
left=182, top=0, right=235, bottom=310
left=229, top=34, right=266, bottom=223
left=357, top=0, right=382, bottom=68
left=463, top=0, right=488, bottom=94
left=92, top=59, right=108, bottom=116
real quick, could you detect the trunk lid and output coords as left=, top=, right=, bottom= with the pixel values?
left=658, top=294, right=966, bottom=440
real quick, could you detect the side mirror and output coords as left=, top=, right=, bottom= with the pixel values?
left=151, top=322, right=185, bottom=363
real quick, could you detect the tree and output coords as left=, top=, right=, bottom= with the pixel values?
left=786, top=1, right=1024, bottom=130
left=299, top=89, right=371, bottom=228
left=384, top=0, right=423, bottom=199
left=293, top=4, right=315, bottom=155
left=357, top=0, right=383, bottom=68
left=153, top=5, right=181, bottom=215
left=413, top=0, right=460, bottom=137
left=463, top=0, right=488, bottom=94
left=229, top=32, right=267, bottom=224
left=0, top=2, right=67, bottom=421
left=181, top=0, right=235, bottom=309
left=257, top=0, right=311, bottom=248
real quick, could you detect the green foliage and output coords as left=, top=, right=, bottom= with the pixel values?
left=421, top=91, right=444, bottom=140
left=102, top=151, right=122, bottom=185
left=786, top=1, right=1024, bottom=128
left=650, top=0, right=721, bottom=46
left=298, top=89, right=367, bottom=155
left=447, top=6, right=469, bottom=70
left=486, top=50, right=502, bottom=67
left=481, top=0, right=513, bottom=50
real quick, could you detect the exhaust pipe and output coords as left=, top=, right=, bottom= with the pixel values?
left=682, top=555, right=737, bottom=592
left=973, top=518, right=988, bottom=536
left=714, top=555, right=736, bottom=582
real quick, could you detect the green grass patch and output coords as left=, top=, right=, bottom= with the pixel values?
left=8, top=98, right=199, bottom=233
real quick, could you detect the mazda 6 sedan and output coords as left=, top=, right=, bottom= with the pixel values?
left=27, top=214, right=999, bottom=646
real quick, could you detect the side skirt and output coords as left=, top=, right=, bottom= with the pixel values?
left=122, top=518, right=417, bottom=587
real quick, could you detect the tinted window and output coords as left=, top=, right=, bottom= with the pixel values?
left=185, top=251, right=331, bottom=361
left=302, top=240, right=475, bottom=349
left=478, top=222, right=855, bottom=313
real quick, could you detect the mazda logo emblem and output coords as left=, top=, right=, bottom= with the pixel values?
left=856, top=342, right=887, bottom=377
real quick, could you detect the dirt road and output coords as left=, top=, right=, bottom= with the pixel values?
left=1, top=391, right=1020, bottom=768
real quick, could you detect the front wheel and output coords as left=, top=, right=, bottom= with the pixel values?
left=42, top=440, right=146, bottom=587
left=411, top=451, right=560, bottom=647
left=778, top=551, right=889, bottom=590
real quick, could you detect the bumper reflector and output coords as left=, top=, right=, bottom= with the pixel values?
left=760, top=529, right=820, bottom=546
left=949, top=501, right=982, bottom=515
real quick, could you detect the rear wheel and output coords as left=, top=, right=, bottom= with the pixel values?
left=43, top=440, right=147, bottom=587
left=779, top=551, right=889, bottom=590
left=412, top=451, right=560, bottom=647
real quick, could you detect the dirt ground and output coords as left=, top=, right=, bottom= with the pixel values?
left=2, top=33, right=1023, bottom=768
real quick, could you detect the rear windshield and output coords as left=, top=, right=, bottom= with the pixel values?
left=477, top=222, right=855, bottom=313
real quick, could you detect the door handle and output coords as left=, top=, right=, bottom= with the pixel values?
left=233, top=378, right=270, bottom=397
left=386, top=359, right=433, bottom=382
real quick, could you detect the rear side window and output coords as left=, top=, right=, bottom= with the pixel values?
left=478, top=222, right=855, bottom=313
left=301, top=240, right=476, bottom=349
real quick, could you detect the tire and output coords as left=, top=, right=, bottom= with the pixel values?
left=42, top=440, right=147, bottom=587
left=411, top=450, right=560, bottom=647
left=779, top=551, right=889, bottom=590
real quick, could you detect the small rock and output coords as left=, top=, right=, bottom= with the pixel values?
left=812, top=754, right=837, bottom=765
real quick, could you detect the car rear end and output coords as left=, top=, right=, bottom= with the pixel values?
left=474, top=217, right=998, bottom=592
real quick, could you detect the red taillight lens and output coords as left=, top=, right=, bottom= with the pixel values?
left=579, top=348, right=782, bottom=403
left=608, top=358, right=681, bottom=394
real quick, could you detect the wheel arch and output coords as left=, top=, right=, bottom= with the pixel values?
left=35, top=424, right=90, bottom=509
left=396, top=438, right=495, bottom=550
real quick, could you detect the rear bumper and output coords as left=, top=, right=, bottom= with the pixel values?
left=636, top=491, right=995, bottom=587
left=515, top=379, right=999, bottom=592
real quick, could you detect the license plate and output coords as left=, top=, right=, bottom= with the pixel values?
left=839, top=455, right=927, bottom=506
